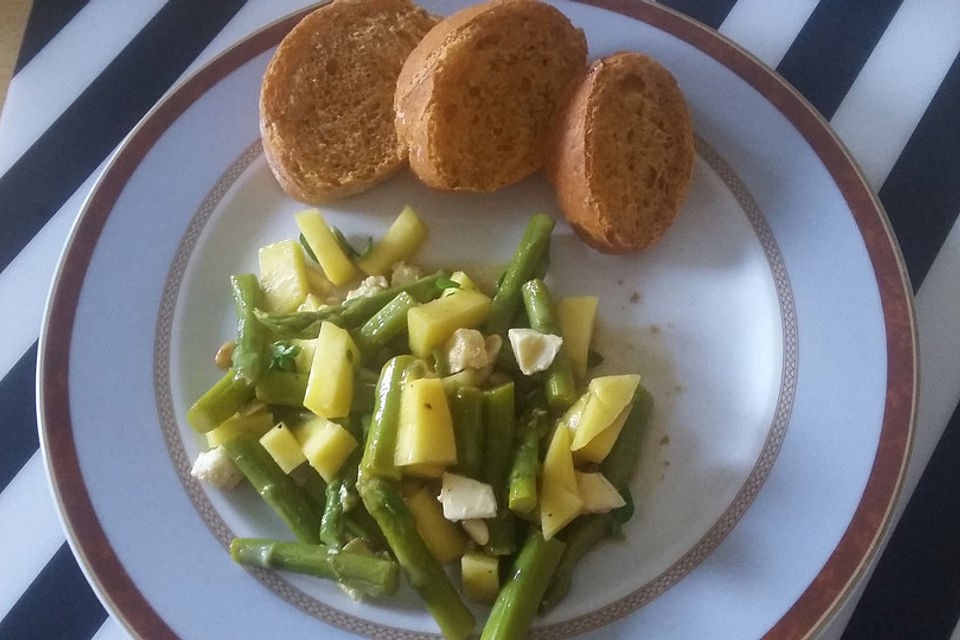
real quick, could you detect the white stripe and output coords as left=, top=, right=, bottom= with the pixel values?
left=0, top=452, right=66, bottom=620
left=0, top=0, right=166, bottom=176
left=829, top=2, right=960, bottom=190
left=718, top=0, right=818, bottom=68
left=0, top=165, right=103, bottom=380
left=92, top=617, right=131, bottom=640
left=903, top=214, right=960, bottom=499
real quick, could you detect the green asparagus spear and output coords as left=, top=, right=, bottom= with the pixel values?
left=230, top=274, right=270, bottom=384
left=353, top=291, right=420, bottom=359
left=230, top=538, right=399, bottom=598
left=508, top=407, right=547, bottom=513
left=221, top=434, right=322, bottom=544
left=540, top=385, right=654, bottom=611
left=482, top=382, right=516, bottom=491
left=485, top=214, right=555, bottom=338
left=255, top=270, right=450, bottom=338
left=450, top=386, right=484, bottom=479
left=359, top=355, right=419, bottom=482
left=320, top=479, right=348, bottom=548
left=359, top=478, right=475, bottom=640
left=254, top=370, right=307, bottom=407
left=520, top=278, right=577, bottom=414
left=186, top=369, right=254, bottom=432
left=480, top=531, right=566, bottom=640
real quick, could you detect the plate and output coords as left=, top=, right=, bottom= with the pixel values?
left=38, top=1, right=916, bottom=638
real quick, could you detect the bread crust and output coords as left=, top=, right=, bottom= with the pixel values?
left=546, top=52, right=695, bottom=253
left=260, top=0, right=436, bottom=203
left=395, top=0, right=587, bottom=192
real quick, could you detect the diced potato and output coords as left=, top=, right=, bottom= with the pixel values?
left=258, top=240, right=309, bottom=312
left=570, top=375, right=640, bottom=452
left=259, top=422, right=307, bottom=474
left=588, top=374, right=641, bottom=411
left=401, top=462, right=447, bottom=479
left=573, top=404, right=631, bottom=465
left=461, top=552, right=499, bottom=604
left=304, top=321, right=359, bottom=418
left=407, top=289, right=492, bottom=358
left=356, top=206, right=428, bottom=276
left=441, top=270, right=476, bottom=297
left=295, top=209, right=358, bottom=286
left=205, top=409, right=273, bottom=448
left=291, top=338, right=317, bottom=374
left=294, top=416, right=358, bottom=482
left=540, top=422, right=583, bottom=540
left=304, top=261, right=333, bottom=295
left=557, top=296, right=598, bottom=379
left=405, top=487, right=467, bottom=563
left=395, top=378, right=457, bottom=468
left=438, top=472, right=497, bottom=520
left=575, top=471, right=627, bottom=513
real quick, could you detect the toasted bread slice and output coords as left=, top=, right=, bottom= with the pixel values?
left=395, top=0, right=587, bottom=192
left=260, top=0, right=436, bottom=203
left=546, top=52, right=695, bottom=253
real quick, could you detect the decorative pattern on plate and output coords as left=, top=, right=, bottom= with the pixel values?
left=154, top=135, right=798, bottom=638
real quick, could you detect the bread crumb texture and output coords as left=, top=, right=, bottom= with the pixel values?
left=548, top=52, right=695, bottom=252
left=261, top=0, right=436, bottom=203
left=396, top=0, right=587, bottom=191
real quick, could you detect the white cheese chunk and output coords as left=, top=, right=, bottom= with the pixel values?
left=444, top=328, right=491, bottom=374
left=575, top=471, right=627, bottom=513
left=191, top=446, right=243, bottom=489
left=507, top=328, right=563, bottom=375
left=439, top=472, right=498, bottom=520
left=390, top=261, right=421, bottom=287
left=344, top=275, right=388, bottom=301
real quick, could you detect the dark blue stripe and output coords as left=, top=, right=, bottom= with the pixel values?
left=15, top=0, right=89, bottom=74
left=777, top=0, right=902, bottom=120
left=0, top=543, right=107, bottom=639
left=878, top=52, right=960, bottom=291
left=0, top=0, right=249, bottom=273
left=843, top=399, right=960, bottom=639
left=658, top=0, right=737, bottom=30
left=0, top=342, right=39, bottom=490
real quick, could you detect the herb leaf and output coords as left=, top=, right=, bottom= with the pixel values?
left=299, top=233, right=319, bottom=263
left=269, top=340, right=302, bottom=372
left=435, top=278, right=461, bottom=290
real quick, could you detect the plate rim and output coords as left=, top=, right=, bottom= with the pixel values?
left=36, top=2, right=918, bottom=639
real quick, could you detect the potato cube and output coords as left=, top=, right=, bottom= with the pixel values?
left=258, top=240, right=309, bottom=312
left=575, top=471, right=627, bottom=513
left=395, top=378, right=457, bottom=468
left=571, top=375, right=640, bottom=452
left=259, top=422, right=307, bottom=474
left=557, top=296, right=598, bottom=379
left=295, top=209, right=358, bottom=286
left=357, top=206, right=428, bottom=276
left=295, top=417, right=358, bottom=482
left=540, top=421, right=583, bottom=540
left=304, top=321, right=359, bottom=418
left=461, top=552, right=499, bottom=604
left=205, top=408, right=273, bottom=448
left=405, top=487, right=466, bottom=563
left=407, top=289, right=492, bottom=357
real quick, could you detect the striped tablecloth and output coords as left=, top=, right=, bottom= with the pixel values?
left=1, top=1, right=958, bottom=638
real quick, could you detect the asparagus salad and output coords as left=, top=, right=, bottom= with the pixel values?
left=186, top=208, right=653, bottom=639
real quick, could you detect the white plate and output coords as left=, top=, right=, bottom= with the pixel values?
left=38, top=2, right=916, bottom=638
